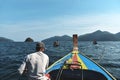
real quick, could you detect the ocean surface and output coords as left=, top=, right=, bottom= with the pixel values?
left=0, top=41, right=120, bottom=80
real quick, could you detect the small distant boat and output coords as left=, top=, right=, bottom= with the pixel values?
left=45, top=34, right=116, bottom=80
left=53, top=40, right=59, bottom=47
left=93, top=39, right=97, bottom=45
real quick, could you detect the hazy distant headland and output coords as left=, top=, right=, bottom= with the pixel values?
left=42, top=30, right=120, bottom=42
left=78, top=30, right=120, bottom=41
left=1, top=30, right=120, bottom=42
left=0, top=37, right=14, bottom=42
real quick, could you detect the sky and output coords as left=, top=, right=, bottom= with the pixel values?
left=1, top=0, right=120, bottom=41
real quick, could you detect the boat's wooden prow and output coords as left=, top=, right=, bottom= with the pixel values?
left=73, top=34, right=78, bottom=51
left=46, top=34, right=116, bottom=80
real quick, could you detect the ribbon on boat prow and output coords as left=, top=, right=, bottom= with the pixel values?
left=72, top=34, right=79, bottom=54
left=63, top=34, right=82, bottom=69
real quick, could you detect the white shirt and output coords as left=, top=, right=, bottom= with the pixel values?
left=18, top=51, right=49, bottom=79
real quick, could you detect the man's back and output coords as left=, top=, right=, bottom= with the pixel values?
left=18, top=42, right=49, bottom=80
left=26, top=51, right=49, bottom=78
left=18, top=51, right=49, bottom=80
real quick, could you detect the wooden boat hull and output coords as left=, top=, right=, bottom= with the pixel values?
left=46, top=51, right=116, bottom=80
left=46, top=35, right=116, bottom=80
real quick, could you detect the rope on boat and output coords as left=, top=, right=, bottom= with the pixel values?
left=80, top=64, right=83, bottom=80
left=55, top=61, right=66, bottom=80
left=1, top=70, right=26, bottom=80
left=1, top=70, right=19, bottom=80
left=55, top=60, right=85, bottom=80
left=98, top=46, right=106, bottom=63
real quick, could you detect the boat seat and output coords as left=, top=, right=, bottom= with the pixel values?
left=63, top=61, right=82, bottom=69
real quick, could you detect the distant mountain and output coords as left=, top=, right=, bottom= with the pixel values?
left=42, top=35, right=72, bottom=42
left=115, top=32, right=120, bottom=38
left=42, top=30, right=120, bottom=41
left=78, top=30, right=120, bottom=41
left=0, top=37, right=14, bottom=42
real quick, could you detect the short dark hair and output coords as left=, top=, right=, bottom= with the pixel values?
left=36, top=42, right=45, bottom=51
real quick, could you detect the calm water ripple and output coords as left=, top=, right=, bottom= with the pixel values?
left=0, top=41, right=119, bottom=80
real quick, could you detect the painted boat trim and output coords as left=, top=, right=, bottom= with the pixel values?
left=46, top=51, right=116, bottom=80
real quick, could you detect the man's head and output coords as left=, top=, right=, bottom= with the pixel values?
left=36, top=42, right=45, bottom=51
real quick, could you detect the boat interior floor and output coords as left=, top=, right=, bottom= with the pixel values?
left=49, top=69, right=107, bottom=80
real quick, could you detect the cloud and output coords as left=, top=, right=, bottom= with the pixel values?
left=1, top=13, right=120, bottom=41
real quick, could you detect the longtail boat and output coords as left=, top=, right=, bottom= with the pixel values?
left=45, top=34, right=116, bottom=80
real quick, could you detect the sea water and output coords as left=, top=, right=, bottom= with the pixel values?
left=0, top=41, right=119, bottom=80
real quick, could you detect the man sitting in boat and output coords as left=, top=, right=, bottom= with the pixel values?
left=93, top=39, right=97, bottom=44
left=18, top=42, right=49, bottom=80
left=53, top=40, right=59, bottom=47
